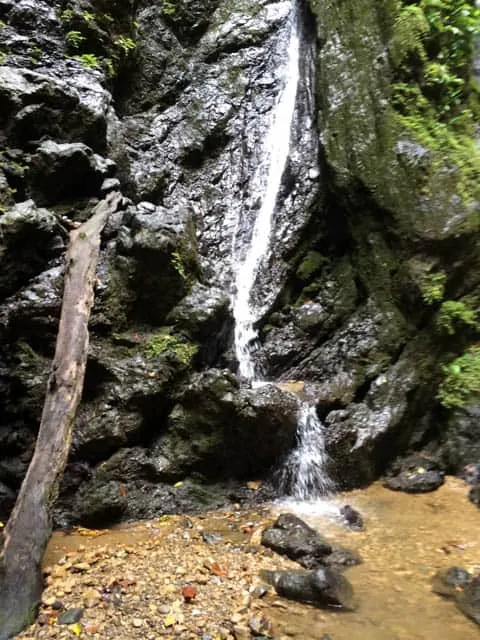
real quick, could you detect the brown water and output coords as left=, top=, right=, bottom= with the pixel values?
left=45, top=478, right=479, bottom=640
left=268, top=478, right=480, bottom=640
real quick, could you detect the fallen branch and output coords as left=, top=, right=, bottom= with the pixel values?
left=0, top=191, right=122, bottom=639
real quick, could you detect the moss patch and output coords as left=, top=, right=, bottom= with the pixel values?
left=144, top=331, right=198, bottom=365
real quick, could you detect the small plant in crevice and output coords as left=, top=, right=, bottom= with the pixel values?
left=75, top=53, right=100, bottom=69
left=437, top=345, right=480, bottom=408
left=171, top=250, right=187, bottom=281
left=421, top=271, right=446, bottom=304
left=144, top=332, right=198, bottom=365
left=66, top=30, right=85, bottom=49
left=436, top=299, right=479, bottom=335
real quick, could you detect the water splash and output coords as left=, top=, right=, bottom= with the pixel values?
left=232, top=6, right=300, bottom=382
left=279, top=403, right=334, bottom=499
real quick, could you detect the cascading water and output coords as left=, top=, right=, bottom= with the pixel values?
left=232, top=7, right=300, bottom=382
left=231, top=1, right=333, bottom=501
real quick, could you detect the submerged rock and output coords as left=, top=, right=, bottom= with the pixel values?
left=431, top=567, right=472, bottom=598
left=469, top=484, right=480, bottom=508
left=260, top=567, right=356, bottom=611
left=383, top=454, right=445, bottom=494
left=455, top=577, right=480, bottom=626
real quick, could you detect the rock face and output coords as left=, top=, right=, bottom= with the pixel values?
left=0, top=0, right=479, bottom=525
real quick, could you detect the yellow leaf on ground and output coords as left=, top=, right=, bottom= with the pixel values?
left=69, top=622, right=82, bottom=636
left=164, top=613, right=176, bottom=627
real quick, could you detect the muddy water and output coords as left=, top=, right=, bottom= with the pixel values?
left=45, top=478, right=479, bottom=640
left=269, top=477, right=480, bottom=640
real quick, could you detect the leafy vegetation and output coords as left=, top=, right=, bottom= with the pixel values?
left=390, top=0, right=480, bottom=206
left=145, top=332, right=197, bottom=365
left=437, top=345, right=480, bottom=408
left=75, top=53, right=100, bottom=69
left=421, top=271, right=446, bottom=304
left=436, top=299, right=479, bottom=335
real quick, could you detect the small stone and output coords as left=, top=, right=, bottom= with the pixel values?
left=132, top=618, right=143, bottom=628
left=158, top=605, right=171, bottom=614
left=58, top=608, right=84, bottom=625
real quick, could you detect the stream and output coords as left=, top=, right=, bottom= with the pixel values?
left=42, top=478, right=479, bottom=640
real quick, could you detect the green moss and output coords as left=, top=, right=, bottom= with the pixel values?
left=438, top=345, right=480, bottom=408
left=145, top=331, right=198, bottom=365
left=296, top=251, right=327, bottom=281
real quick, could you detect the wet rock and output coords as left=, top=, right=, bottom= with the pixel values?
left=441, top=402, right=480, bottom=474
left=0, top=200, right=65, bottom=299
left=322, top=547, right=362, bottom=571
left=384, top=454, right=445, bottom=494
left=431, top=567, right=472, bottom=598
left=27, top=141, right=106, bottom=205
left=153, top=370, right=298, bottom=478
left=57, top=608, right=84, bottom=625
left=166, top=282, right=233, bottom=365
left=340, top=505, right=364, bottom=531
left=73, top=480, right=128, bottom=527
left=260, top=567, right=356, bottom=611
left=455, top=576, right=480, bottom=626
left=115, top=202, right=201, bottom=324
left=0, top=65, right=110, bottom=150
left=469, top=484, right=480, bottom=508
left=261, top=513, right=332, bottom=567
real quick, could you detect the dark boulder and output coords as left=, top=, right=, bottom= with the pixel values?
left=260, top=567, right=357, bottom=611
left=441, top=402, right=480, bottom=475
left=261, top=513, right=332, bottom=567
left=112, top=202, right=201, bottom=325
left=383, top=453, right=445, bottom=494
left=153, top=370, right=298, bottom=479
left=27, top=141, right=109, bottom=205
left=166, top=283, right=233, bottom=365
left=0, top=200, right=65, bottom=300
left=455, top=576, right=480, bottom=626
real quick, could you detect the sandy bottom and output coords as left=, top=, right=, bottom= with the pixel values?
left=39, top=476, right=479, bottom=640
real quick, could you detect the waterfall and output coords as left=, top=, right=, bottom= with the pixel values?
left=230, top=2, right=333, bottom=501
left=278, top=404, right=334, bottom=499
left=232, top=4, right=300, bottom=382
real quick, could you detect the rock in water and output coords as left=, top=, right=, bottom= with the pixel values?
left=431, top=567, right=472, bottom=597
left=455, top=576, right=480, bottom=626
left=259, top=567, right=357, bottom=611
left=340, top=505, right=364, bottom=531
left=261, top=513, right=332, bottom=568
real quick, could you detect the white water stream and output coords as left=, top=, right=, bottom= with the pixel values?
left=231, top=3, right=333, bottom=500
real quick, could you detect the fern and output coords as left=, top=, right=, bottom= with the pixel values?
left=390, top=5, right=429, bottom=67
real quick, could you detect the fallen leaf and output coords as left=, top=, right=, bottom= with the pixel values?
left=164, top=613, right=176, bottom=627
left=173, top=481, right=184, bottom=488
left=246, top=481, right=261, bottom=490
left=69, top=622, right=82, bottom=636
left=119, top=483, right=127, bottom=497
left=209, top=561, right=226, bottom=576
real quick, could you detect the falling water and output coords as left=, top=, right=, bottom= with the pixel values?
left=278, top=404, right=334, bottom=499
left=232, top=5, right=300, bottom=382
left=231, top=1, right=333, bottom=501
